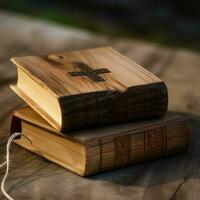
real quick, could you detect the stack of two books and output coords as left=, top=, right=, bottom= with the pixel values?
left=10, top=47, right=190, bottom=176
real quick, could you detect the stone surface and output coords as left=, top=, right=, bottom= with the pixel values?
left=0, top=11, right=200, bottom=200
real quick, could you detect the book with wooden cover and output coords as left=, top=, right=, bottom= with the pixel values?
left=10, top=47, right=168, bottom=132
left=11, top=107, right=189, bottom=176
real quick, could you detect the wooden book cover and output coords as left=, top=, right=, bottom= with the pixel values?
left=11, top=107, right=189, bottom=176
left=10, top=47, right=168, bottom=132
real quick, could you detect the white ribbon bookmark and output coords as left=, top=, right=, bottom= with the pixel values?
left=0, top=132, right=32, bottom=200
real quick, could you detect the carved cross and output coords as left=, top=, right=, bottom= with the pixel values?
left=68, top=62, right=111, bottom=82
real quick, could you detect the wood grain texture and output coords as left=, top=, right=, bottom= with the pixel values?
left=10, top=107, right=186, bottom=144
left=11, top=47, right=163, bottom=95
left=0, top=11, right=200, bottom=200
left=11, top=47, right=168, bottom=131
left=10, top=107, right=190, bottom=176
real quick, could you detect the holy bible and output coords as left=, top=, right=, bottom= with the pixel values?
left=10, top=47, right=168, bottom=132
left=11, top=107, right=189, bottom=176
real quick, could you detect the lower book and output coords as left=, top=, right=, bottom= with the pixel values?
left=10, top=107, right=190, bottom=176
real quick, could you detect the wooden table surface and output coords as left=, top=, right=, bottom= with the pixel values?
left=0, top=11, right=200, bottom=200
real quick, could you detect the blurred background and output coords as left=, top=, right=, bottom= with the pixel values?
left=1, top=0, right=200, bottom=116
left=1, top=0, right=200, bottom=52
left=1, top=1, right=200, bottom=199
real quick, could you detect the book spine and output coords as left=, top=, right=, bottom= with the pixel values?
left=85, top=120, right=189, bottom=175
left=60, top=82, right=168, bottom=131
